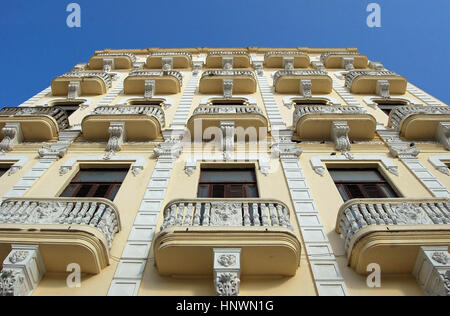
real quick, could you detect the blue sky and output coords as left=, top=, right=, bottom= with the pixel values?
left=0, top=0, right=449, bottom=108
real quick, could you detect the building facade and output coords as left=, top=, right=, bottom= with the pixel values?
left=0, top=47, right=449, bottom=296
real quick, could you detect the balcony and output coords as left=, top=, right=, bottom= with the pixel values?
left=205, top=51, right=251, bottom=69
left=264, top=51, right=310, bottom=68
left=336, top=198, right=450, bottom=274
left=292, top=105, right=376, bottom=141
left=0, top=107, right=69, bottom=142
left=273, top=70, right=332, bottom=94
left=199, top=70, right=257, bottom=94
left=146, top=52, right=193, bottom=69
left=89, top=53, right=137, bottom=70
left=345, top=71, right=407, bottom=95
left=388, top=106, right=450, bottom=142
left=187, top=104, right=268, bottom=141
left=0, top=198, right=121, bottom=274
left=320, top=52, right=368, bottom=69
left=82, top=105, right=165, bottom=142
left=51, top=72, right=112, bottom=96
left=123, top=71, right=183, bottom=95
left=153, top=199, right=301, bottom=276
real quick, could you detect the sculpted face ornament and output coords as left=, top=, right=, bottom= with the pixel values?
left=218, top=255, right=237, bottom=268
left=9, top=251, right=29, bottom=264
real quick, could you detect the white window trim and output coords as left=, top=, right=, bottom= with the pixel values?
left=0, top=156, right=29, bottom=176
left=362, top=96, right=422, bottom=109
left=116, top=96, right=173, bottom=109
left=199, top=96, right=257, bottom=106
left=282, top=96, right=340, bottom=109
left=310, top=155, right=399, bottom=176
left=428, top=155, right=450, bottom=175
left=59, top=155, right=146, bottom=176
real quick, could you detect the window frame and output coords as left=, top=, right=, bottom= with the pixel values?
left=198, top=168, right=260, bottom=198
left=0, top=166, right=11, bottom=178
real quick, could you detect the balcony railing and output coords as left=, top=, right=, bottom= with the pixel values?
left=389, top=106, right=450, bottom=131
left=58, top=72, right=112, bottom=89
left=273, top=70, right=328, bottom=85
left=146, top=52, right=193, bottom=69
left=201, top=70, right=255, bottom=78
left=293, top=105, right=367, bottom=125
left=0, top=107, right=70, bottom=131
left=273, top=70, right=332, bottom=94
left=89, top=53, right=137, bottom=70
left=161, top=199, right=294, bottom=231
left=264, top=51, right=310, bottom=68
left=320, top=52, right=368, bottom=68
left=345, top=70, right=407, bottom=94
left=336, top=198, right=450, bottom=274
left=52, top=72, right=112, bottom=96
left=93, top=105, right=166, bottom=127
left=193, top=105, right=263, bottom=116
left=127, top=70, right=183, bottom=86
left=205, top=52, right=251, bottom=69
left=0, top=198, right=120, bottom=250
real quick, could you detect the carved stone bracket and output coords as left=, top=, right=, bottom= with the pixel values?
left=103, top=58, right=115, bottom=72
left=376, top=79, right=390, bottom=98
left=223, top=79, right=234, bottom=99
left=145, top=79, right=156, bottom=99
left=105, top=122, right=126, bottom=160
left=68, top=81, right=81, bottom=100
left=214, top=248, right=241, bottom=296
left=428, top=155, right=450, bottom=175
left=162, top=57, right=174, bottom=71
left=38, top=130, right=80, bottom=159
left=437, top=122, right=450, bottom=151
left=222, top=57, right=234, bottom=70
left=342, top=57, right=355, bottom=71
left=331, top=121, right=353, bottom=159
left=253, top=61, right=264, bottom=76
left=300, top=79, right=312, bottom=98
left=220, top=121, right=236, bottom=161
left=377, top=128, right=421, bottom=159
left=0, top=245, right=46, bottom=297
left=311, top=61, right=325, bottom=71
left=413, top=246, right=449, bottom=296
left=193, top=61, right=204, bottom=76
left=154, top=136, right=183, bottom=160
left=369, top=61, right=385, bottom=71
left=0, top=123, right=23, bottom=154
left=283, top=57, right=294, bottom=70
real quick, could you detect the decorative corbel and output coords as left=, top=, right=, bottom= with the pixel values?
left=331, top=121, right=353, bottom=159
left=162, top=57, right=174, bottom=71
left=154, top=138, right=183, bottom=160
left=214, top=248, right=241, bottom=297
left=300, top=79, right=312, bottom=99
left=0, top=123, right=23, bottom=153
left=342, top=57, right=355, bottom=71
left=103, top=58, right=115, bottom=72
left=221, top=121, right=235, bottom=161
left=283, top=57, right=295, bottom=70
left=193, top=61, right=203, bottom=76
left=311, top=61, right=325, bottom=71
left=376, top=79, right=390, bottom=98
left=389, top=144, right=420, bottom=159
left=145, top=79, right=156, bottom=99
left=222, top=57, right=234, bottom=70
left=0, top=245, right=46, bottom=297
left=369, top=61, right=385, bottom=71
left=68, top=81, right=81, bottom=100
left=253, top=61, right=264, bottom=76
left=437, top=122, right=450, bottom=151
left=223, top=79, right=234, bottom=99
left=104, top=122, right=126, bottom=160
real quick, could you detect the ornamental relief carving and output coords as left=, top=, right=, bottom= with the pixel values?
left=216, top=272, right=240, bottom=297
left=28, top=202, right=66, bottom=224
left=390, top=203, right=433, bottom=225
left=432, top=252, right=448, bottom=265
left=9, top=251, right=29, bottom=264
left=210, top=203, right=242, bottom=226
left=218, top=255, right=237, bottom=268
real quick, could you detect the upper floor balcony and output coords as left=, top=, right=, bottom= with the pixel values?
left=273, top=70, right=332, bottom=94
left=388, top=106, right=450, bottom=145
left=205, top=51, right=251, bottom=69
left=345, top=71, right=407, bottom=95
left=336, top=198, right=450, bottom=274
left=320, top=52, right=368, bottom=69
left=88, top=53, right=137, bottom=70
left=153, top=199, right=301, bottom=277
left=82, top=104, right=165, bottom=142
left=145, top=52, right=193, bottom=69
left=292, top=105, right=376, bottom=142
left=0, top=107, right=69, bottom=142
left=264, top=51, right=310, bottom=68
left=199, top=70, right=257, bottom=95
left=51, top=72, right=112, bottom=96
left=0, top=197, right=121, bottom=274
left=123, top=71, right=183, bottom=95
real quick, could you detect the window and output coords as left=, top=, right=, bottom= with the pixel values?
left=293, top=98, right=329, bottom=106
left=330, top=169, right=398, bottom=202
left=53, top=102, right=83, bottom=117
left=128, top=99, right=164, bottom=107
left=60, top=168, right=129, bottom=201
left=0, top=166, right=10, bottom=178
left=198, top=169, right=259, bottom=198
left=210, top=99, right=247, bottom=106
left=374, top=100, right=408, bottom=116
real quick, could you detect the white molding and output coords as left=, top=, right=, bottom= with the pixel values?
left=429, top=155, right=450, bottom=175
left=362, top=96, right=422, bottom=109
left=199, top=96, right=257, bottom=105
left=310, top=155, right=399, bottom=176
left=0, top=156, right=28, bottom=176
left=117, top=96, right=173, bottom=108
left=185, top=154, right=271, bottom=176
left=37, top=97, right=95, bottom=109
left=60, top=155, right=146, bottom=176
left=282, top=96, right=340, bottom=109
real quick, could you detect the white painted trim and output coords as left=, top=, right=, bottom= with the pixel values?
left=60, top=155, right=146, bottom=176
left=428, top=155, right=450, bottom=175
left=36, top=97, right=95, bottom=109
left=362, top=96, right=422, bottom=109
left=185, top=154, right=271, bottom=176
left=310, top=155, right=399, bottom=176
left=116, top=96, right=173, bottom=108
left=199, top=96, right=257, bottom=105
left=0, top=156, right=28, bottom=175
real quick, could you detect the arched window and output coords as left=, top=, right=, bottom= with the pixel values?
left=373, top=99, right=409, bottom=116
left=49, top=100, right=85, bottom=117
left=208, top=98, right=248, bottom=106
